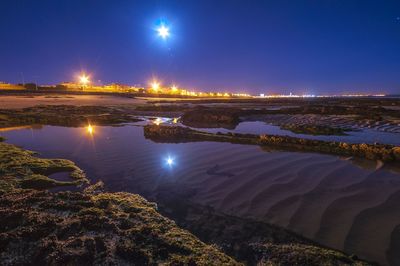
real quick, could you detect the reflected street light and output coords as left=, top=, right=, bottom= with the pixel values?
left=165, top=156, right=175, bottom=167
left=86, top=124, right=94, bottom=135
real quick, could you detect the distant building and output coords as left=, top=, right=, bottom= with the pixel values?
left=58, top=82, right=142, bottom=93
left=0, top=82, right=24, bottom=90
left=103, top=83, right=141, bottom=92
left=59, top=82, right=83, bottom=90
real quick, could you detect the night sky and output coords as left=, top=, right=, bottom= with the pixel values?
left=0, top=0, right=399, bottom=95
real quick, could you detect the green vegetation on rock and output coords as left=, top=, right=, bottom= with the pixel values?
left=0, top=116, right=374, bottom=265
left=0, top=105, right=141, bottom=128
left=0, top=141, right=87, bottom=191
left=0, top=140, right=238, bottom=265
left=181, top=107, right=240, bottom=129
left=0, top=188, right=238, bottom=265
left=144, top=125, right=400, bottom=162
left=251, top=243, right=367, bottom=266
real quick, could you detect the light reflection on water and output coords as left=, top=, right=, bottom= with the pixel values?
left=1, top=124, right=400, bottom=265
left=133, top=116, right=400, bottom=145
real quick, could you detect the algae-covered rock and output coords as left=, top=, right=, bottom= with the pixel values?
left=0, top=142, right=88, bottom=191
left=182, top=107, right=240, bottom=129
left=393, top=147, right=400, bottom=160
left=145, top=125, right=400, bottom=163
left=0, top=142, right=238, bottom=265
left=0, top=134, right=372, bottom=265
left=0, top=189, right=239, bottom=265
left=251, top=243, right=368, bottom=266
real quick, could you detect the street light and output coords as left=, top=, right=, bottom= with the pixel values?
left=151, top=81, right=160, bottom=92
left=79, top=74, right=90, bottom=86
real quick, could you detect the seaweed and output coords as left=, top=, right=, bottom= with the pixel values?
left=144, top=125, right=400, bottom=163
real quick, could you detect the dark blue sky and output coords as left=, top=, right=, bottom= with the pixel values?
left=0, top=0, right=399, bottom=94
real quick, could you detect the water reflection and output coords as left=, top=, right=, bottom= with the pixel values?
left=197, top=121, right=400, bottom=146
left=164, top=155, right=175, bottom=167
left=153, top=118, right=162, bottom=126
left=0, top=125, right=43, bottom=132
left=143, top=117, right=180, bottom=126
left=1, top=124, right=400, bottom=265
left=86, top=124, right=94, bottom=135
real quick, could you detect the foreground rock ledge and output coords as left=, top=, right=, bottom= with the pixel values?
left=0, top=139, right=237, bottom=265
left=0, top=189, right=238, bottom=265
left=0, top=138, right=370, bottom=265
left=144, top=125, right=400, bottom=162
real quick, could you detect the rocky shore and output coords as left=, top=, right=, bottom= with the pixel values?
left=0, top=138, right=238, bottom=265
left=0, top=137, right=370, bottom=265
left=0, top=105, right=142, bottom=128
left=144, top=125, right=400, bottom=162
left=1, top=98, right=396, bottom=265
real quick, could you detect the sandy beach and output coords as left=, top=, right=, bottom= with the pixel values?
left=1, top=94, right=399, bottom=264
left=167, top=144, right=400, bottom=264
left=0, top=95, right=146, bottom=109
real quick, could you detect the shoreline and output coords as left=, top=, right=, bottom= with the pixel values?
left=0, top=137, right=370, bottom=265
left=144, top=125, right=400, bottom=163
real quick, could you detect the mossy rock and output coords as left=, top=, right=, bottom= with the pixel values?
left=0, top=189, right=239, bottom=265
left=252, top=243, right=369, bottom=266
left=0, top=142, right=88, bottom=192
left=19, top=174, right=76, bottom=190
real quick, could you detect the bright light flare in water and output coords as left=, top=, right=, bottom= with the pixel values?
left=157, top=25, right=170, bottom=39
left=87, top=124, right=94, bottom=135
left=165, top=156, right=175, bottom=167
left=153, top=118, right=162, bottom=125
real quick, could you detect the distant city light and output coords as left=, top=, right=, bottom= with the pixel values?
left=79, top=74, right=90, bottom=85
left=171, top=85, right=178, bottom=92
left=157, top=25, right=170, bottom=39
left=151, top=81, right=160, bottom=91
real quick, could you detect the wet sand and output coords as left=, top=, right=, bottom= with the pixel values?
left=176, top=147, right=400, bottom=265
left=2, top=124, right=399, bottom=265
left=246, top=114, right=400, bottom=134
left=1, top=96, right=400, bottom=264
left=0, top=95, right=145, bottom=109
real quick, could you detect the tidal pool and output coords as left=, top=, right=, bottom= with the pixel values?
left=198, top=121, right=400, bottom=146
left=1, top=123, right=400, bottom=265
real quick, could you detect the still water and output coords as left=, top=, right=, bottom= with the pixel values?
left=1, top=122, right=400, bottom=265
left=198, top=121, right=400, bottom=146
